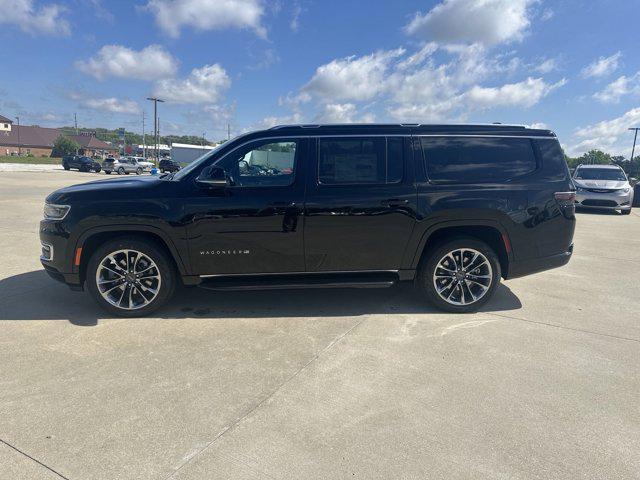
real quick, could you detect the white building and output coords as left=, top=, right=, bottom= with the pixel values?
left=171, top=143, right=219, bottom=164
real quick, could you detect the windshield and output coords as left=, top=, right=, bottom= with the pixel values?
left=574, top=168, right=626, bottom=181
left=170, top=142, right=228, bottom=180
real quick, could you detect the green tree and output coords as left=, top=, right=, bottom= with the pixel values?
left=579, top=150, right=612, bottom=165
left=51, top=135, right=80, bottom=157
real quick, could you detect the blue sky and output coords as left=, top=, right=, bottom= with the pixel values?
left=0, top=0, right=639, bottom=156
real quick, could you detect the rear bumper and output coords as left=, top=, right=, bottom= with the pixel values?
left=506, top=245, right=573, bottom=280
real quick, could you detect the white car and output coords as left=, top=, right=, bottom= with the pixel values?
left=130, top=156, right=154, bottom=169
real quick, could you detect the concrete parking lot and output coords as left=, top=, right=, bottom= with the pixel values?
left=1, top=170, right=639, bottom=480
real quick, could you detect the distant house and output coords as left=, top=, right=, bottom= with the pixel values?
left=0, top=121, right=61, bottom=157
left=0, top=113, right=119, bottom=158
left=66, top=133, right=118, bottom=158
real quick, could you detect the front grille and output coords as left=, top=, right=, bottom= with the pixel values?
left=586, top=188, right=617, bottom=193
left=581, top=199, right=618, bottom=207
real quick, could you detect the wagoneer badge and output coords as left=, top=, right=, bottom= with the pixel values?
left=200, top=250, right=251, bottom=256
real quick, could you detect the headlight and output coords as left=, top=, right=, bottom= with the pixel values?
left=44, top=203, right=70, bottom=220
left=621, top=187, right=630, bottom=193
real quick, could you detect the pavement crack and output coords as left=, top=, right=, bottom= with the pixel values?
left=0, top=438, right=71, bottom=480
left=486, top=312, right=640, bottom=343
left=163, top=316, right=368, bottom=480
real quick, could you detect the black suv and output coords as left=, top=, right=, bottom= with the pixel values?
left=41, top=124, right=575, bottom=316
left=159, top=158, right=181, bottom=173
left=62, top=155, right=101, bottom=173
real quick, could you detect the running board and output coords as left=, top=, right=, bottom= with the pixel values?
left=198, top=272, right=398, bottom=291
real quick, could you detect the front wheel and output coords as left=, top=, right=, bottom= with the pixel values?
left=63, top=163, right=70, bottom=171
left=86, top=238, right=176, bottom=317
left=621, top=208, right=632, bottom=215
left=105, top=171, right=111, bottom=175
left=136, top=167, right=143, bottom=175
left=117, top=167, right=125, bottom=175
left=417, top=237, right=501, bottom=313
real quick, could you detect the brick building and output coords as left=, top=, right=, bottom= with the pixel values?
left=0, top=115, right=118, bottom=158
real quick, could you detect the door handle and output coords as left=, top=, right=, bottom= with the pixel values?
left=382, top=198, right=409, bottom=207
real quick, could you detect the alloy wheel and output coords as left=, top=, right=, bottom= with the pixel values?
left=432, top=248, right=492, bottom=306
left=95, top=249, right=162, bottom=310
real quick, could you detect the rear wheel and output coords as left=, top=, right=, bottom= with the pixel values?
left=136, top=167, right=143, bottom=175
left=86, top=238, right=176, bottom=317
left=94, top=166, right=101, bottom=173
left=417, top=237, right=501, bottom=313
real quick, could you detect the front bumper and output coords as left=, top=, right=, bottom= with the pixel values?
left=575, top=189, right=633, bottom=210
left=40, top=219, right=82, bottom=289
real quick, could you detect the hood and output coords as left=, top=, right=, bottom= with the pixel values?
left=574, top=179, right=628, bottom=190
left=46, top=176, right=163, bottom=204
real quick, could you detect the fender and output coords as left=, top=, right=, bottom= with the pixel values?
left=73, top=224, right=190, bottom=276
left=404, top=218, right=513, bottom=270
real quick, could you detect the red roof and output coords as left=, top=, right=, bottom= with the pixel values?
left=67, top=134, right=117, bottom=151
left=0, top=125, right=61, bottom=148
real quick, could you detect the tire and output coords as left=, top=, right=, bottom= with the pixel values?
left=160, top=169, right=165, bottom=174
left=63, top=163, right=70, bottom=171
left=94, top=167, right=101, bottom=173
left=417, top=237, right=501, bottom=313
left=105, top=171, right=111, bottom=175
left=136, top=167, right=143, bottom=175
left=86, top=237, right=176, bottom=317
left=621, top=208, right=632, bottom=215
left=117, top=167, right=125, bottom=175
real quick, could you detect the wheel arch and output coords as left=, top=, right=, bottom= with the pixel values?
left=411, top=221, right=512, bottom=278
left=74, top=226, right=189, bottom=285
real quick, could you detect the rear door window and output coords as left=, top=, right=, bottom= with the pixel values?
left=421, top=137, right=537, bottom=184
left=318, top=137, right=403, bottom=185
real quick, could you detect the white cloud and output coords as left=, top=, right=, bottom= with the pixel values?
left=593, top=73, right=640, bottom=103
left=568, top=108, right=640, bottom=156
left=290, top=1, right=302, bottom=32
left=76, top=45, right=178, bottom=81
left=84, top=97, right=140, bottom=114
left=581, top=52, right=622, bottom=79
left=540, top=8, right=553, bottom=21
left=302, top=48, right=405, bottom=102
left=464, top=77, right=567, bottom=109
left=0, top=0, right=70, bottom=35
left=146, top=0, right=266, bottom=38
left=253, top=112, right=304, bottom=130
left=534, top=58, right=558, bottom=74
left=314, top=103, right=375, bottom=123
left=404, top=0, right=534, bottom=46
left=153, top=64, right=231, bottom=104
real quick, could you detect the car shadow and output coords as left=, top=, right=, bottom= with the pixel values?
left=0, top=270, right=523, bottom=326
left=575, top=208, right=623, bottom=215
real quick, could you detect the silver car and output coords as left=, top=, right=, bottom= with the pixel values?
left=103, top=157, right=150, bottom=175
left=573, top=164, right=634, bottom=215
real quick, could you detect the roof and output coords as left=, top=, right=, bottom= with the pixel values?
left=67, top=134, right=117, bottom=151
left=261, top=123, right=556, bottom=137
left=0, top=114, right=12, bottom=124
left=171, top=142, right=217, bottom=149
left=0, top=125, right=60, bottom=148
left=577, top=164, right=622, bottom=169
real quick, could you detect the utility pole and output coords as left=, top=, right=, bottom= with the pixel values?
left=142, top=111, right=146, bottom=159
left=202, top=132, right=205, bottom=147
left=227, top=123, right=230, bottom=140
left=15, top=116, right=21, bottom=156
left=629, top=128, right=640, bottom=163
left=74, top=113, right=79, bottom=155
left=146, top=97, right=164, bottom=165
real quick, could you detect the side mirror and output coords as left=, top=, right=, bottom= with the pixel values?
left=196, top=166, right=228, bottom=188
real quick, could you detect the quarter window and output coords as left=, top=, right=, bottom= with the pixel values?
left=221, top=141, right=297, bottom=187
left=421, top=137, right=537, bottom=184
left=318, top=137, right=403, bottom=185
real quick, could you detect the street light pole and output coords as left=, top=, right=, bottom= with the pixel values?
left=629, top=128, right=640, bottom=163
left=15, top=116, right=21, bottom=156
left=146, top=97, right=164, bottom=166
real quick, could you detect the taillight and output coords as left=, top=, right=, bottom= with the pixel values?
left=554, top=192, right=576, bottom=202
left=555, top=191, right=576, bottom=218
